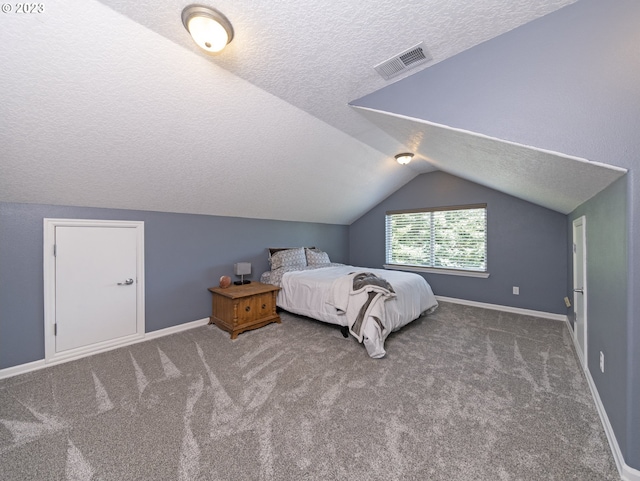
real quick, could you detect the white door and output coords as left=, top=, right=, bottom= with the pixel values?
left=572, top=216, right=587, bottom=367
left=44, top=219, right=145, bottom=362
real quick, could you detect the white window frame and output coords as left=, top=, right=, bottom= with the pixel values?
left=384, top=204, right=489, bottom=278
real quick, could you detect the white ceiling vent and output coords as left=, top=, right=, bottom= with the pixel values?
left=374, top=42, right=432, bottom=80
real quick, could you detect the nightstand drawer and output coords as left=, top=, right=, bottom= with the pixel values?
left=237, top=292, right=274, bottom=324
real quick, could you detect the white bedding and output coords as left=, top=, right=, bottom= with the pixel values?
left=267, top=265, right=438, bottom=357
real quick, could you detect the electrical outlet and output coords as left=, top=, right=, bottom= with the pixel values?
left=513, top=286, right=519, bottom=295
left=600, top=351, right=605, bottom=373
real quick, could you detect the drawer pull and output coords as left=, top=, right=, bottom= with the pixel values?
left=245, top=306, right=251, bottom=312
left=262, top=303, right=267, bottom=309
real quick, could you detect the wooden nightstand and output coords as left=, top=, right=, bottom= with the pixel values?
left=207, top=282, right=281, bottom=339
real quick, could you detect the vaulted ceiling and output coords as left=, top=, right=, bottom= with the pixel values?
left=0, top=0, right=625, bottom=224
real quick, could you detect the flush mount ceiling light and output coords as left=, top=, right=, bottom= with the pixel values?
left=182, top=5, right=234, bottom=54
left=395, top=153, right=414, bottom=165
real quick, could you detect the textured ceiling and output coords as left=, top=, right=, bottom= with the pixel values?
left=0, top=0, right=414, bottom=225
left=97, top=0, right=578, bottom=151
left=0, top=0, right=588, bottom=225
left=354, top=108, right=626, bottom=214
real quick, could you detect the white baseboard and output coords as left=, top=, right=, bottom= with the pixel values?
left=0, top=358, right=48, bottom=381
left=625, top=462, right=640, bottom=480
left=435, top=295, right=568, bottom=322
left=0, top=317, right=210, bottom=381
left=144, top=317, right=210, bottom=341
left=563, top=319, right=640, bottom=481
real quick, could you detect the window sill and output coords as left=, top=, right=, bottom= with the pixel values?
left=383, top=264, right=490, bottom=278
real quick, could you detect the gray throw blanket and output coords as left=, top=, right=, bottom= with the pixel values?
left=326, top=271, right=396, bottom=357
left=349, top=272, right=395, bottom=339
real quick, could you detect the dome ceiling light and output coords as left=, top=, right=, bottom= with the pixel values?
left=395, top=153, right=414, bottom=165
left=182, top=5, right=234, bottom=54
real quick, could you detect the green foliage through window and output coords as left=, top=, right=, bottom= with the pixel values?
left=385, top=206, right=487, bottom=271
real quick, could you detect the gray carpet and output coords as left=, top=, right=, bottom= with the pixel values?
left=0, top=302, right=620, bottom=480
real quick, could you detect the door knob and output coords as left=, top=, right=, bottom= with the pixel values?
left=118, top=278, right=134, bottom=286
left=573, top=287, right=584, bottom=294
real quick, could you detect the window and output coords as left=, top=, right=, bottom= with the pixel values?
left=385, top=204, right=487, bottom=274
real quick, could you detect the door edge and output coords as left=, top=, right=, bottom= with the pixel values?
left=572, top=215, right=588, bottom=369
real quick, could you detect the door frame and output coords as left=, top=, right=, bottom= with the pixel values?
left=572, top=215, right=587, bottom=368
left=43, top=218, right=145, bottom=364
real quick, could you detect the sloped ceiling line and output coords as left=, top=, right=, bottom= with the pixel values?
left=352, top=106, right=626, bottom=214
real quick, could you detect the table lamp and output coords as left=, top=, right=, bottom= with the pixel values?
left=234, top=262, right=251, bottom=285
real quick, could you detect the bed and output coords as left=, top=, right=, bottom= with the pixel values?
left=260, top=247, right=438, bottom=358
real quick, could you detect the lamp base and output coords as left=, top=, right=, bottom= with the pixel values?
left=233, top=280, right=251, bottom=285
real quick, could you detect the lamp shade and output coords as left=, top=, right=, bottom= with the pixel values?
left=182, top=5, right=234, bottom=53
left=234, top=262, right=251, bottom=276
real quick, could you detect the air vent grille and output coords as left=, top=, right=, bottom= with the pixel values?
left=374, top=42, right=432, bottom=80
left=399, top=47, right=427, bottom=66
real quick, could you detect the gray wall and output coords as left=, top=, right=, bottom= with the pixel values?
left=349, top=171, right=568, bottom=314
left=353, top=0, right=640, bottom=468
left=351, top=0, right=640, bottom=168
left=569, top=175, right=628, bottom=456
left=0, top=202, right=348, bottom=370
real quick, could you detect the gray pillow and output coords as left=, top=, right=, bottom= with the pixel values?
left=270, top=247, right=307, bottom=270
left=306, top=248, right=330, bottom=266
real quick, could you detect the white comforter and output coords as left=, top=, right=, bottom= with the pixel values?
left=272, top=265, right=438, bottom=358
